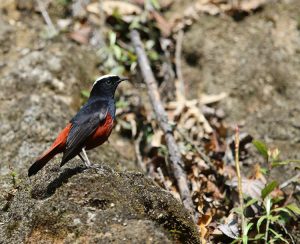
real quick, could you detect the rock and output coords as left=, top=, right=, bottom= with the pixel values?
left=0, top=165, right=199, bottom=243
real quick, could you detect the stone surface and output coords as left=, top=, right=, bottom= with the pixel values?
left=0, top=166, right=199, bottom=243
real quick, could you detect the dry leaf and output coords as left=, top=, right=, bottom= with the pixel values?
left=240, top=0, right=267, bottom=12
left=206, top=181, right=224, bottom=199
left=218, top=212, right=239, bottom=239
left=172, top=0, right=268, bottom=32
left=86, top=2, right=99, bottom=15
left=69, top=25, right=92, bottom=44
left=151, top=129, right=164, bottom=147
left=102, top=1, right=142, bottom=16
left=198, top=213, right=213, bottom=244
left=250, top=163, right=266, bottom=184
left=130, top=0, right=174, bottom=9
left=199, top=92, right=227, bottom=105
left=226, top=177, right=265, bottom=199
left=218, top=220, right=239, bottom=239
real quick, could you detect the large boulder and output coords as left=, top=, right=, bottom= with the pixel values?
left=1, top=164, right=199, bottom=243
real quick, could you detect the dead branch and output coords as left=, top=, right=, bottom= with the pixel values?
left=279, top=172, right=300, bottom=189
left=178, top=128, right=217, bottom=172
left=175, top=30, right=186, bottom=99
left=36, top=0, right=57, bottom=34
left=130, top=29, right=195, bottom=218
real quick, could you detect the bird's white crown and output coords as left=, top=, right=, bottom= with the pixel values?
left=93, top=74, right=119, bottom=87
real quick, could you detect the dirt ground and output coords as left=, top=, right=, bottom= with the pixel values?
left=167, top=0, right=300, bottom=181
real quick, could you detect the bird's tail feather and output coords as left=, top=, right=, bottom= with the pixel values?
left=28, top=123, right=71, bottom=177
left=28, top=144, right=61, bottom=177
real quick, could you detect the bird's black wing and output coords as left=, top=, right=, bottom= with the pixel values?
left=60, top=99, right=108, bottom=166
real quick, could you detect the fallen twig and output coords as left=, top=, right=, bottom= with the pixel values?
left=279, top=172, right=300, bottom=189
left=175, top=30, right=186, bottom=99
left=178, top=128, right=217, bottom=172
left=130, top=29, right=195, bottom=218
left=36, top=0, right=57, bottom=35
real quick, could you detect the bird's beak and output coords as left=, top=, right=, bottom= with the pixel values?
left=118, top=77, right=129, bottom=84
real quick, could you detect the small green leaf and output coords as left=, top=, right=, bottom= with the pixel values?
left=109, top=31, right=117, bottom=46
left=286, top=203, right=300, bottom=215
left=116, top=100, right=129, bottom=109
left=268, top=215, right=279, bottom=223
left=257, top=215, right=267, bottom=232
left=113, top=45, right=122, bottom=60
left=272, top=196, right=284, bottom=204
left=242, top=234, right=248, bottom=244
left=271, top=159, right=300, bottom=167
left=81, top=90, right=90, bottom=98
left=245, top=198, right=258, bottom=208
left=261, top=181, right=278, bottom=199
left=150, top=0, right=160, bottom=9
left=245, top=222, right=254, bottom=235
left=231, top=207, right=243, bottom=215
left=253, top=233, right=265, bottom=240
left=253, top=140, right=268, bottom=160
left=271, top=207, right=292, bottom=216
left=259, top=167, right=268, bottom=175
left=269, top=228, right=289, bottom=243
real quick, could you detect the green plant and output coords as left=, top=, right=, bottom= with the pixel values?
left=9, top=169, right=19, bottom=189
left=98, top=31, right=137, bottom=75
left=232, top=140, right=300, bottom=243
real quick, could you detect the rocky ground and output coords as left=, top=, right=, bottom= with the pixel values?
left=0, top=7, right=199, bottom=244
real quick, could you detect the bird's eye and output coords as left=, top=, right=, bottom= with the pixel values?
left=106, top=79, right=113, bottom=85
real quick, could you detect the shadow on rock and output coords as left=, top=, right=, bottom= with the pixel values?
left=31, top=165, right=86, bottom=200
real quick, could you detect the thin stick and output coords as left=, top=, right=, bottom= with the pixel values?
left=175, top=30, right=186, bottom=99
left=234, top=126, right=245, bottom=238
left=178, top=128, right=217, bottom=172
left=130, top=30, right=195, bottom=217
left=36, top=0, right=57, bottom=34
left=279, top=172, right=300, bottom=189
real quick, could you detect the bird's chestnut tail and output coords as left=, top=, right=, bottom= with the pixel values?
left=28, top=146, right=61, bottom=177
left=28, top=123, right=71, bottom=177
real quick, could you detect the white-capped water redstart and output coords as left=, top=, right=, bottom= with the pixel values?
left=28, top=75, right=127, bottom=177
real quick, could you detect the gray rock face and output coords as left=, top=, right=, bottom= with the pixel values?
left=1, top=166, right=199, bottom=243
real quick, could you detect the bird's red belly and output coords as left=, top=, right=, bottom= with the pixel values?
left=85, top=113, right=114, bottom=150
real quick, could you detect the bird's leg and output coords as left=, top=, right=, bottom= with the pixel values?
left=81, top=148, right=91, bottom=167
left=78, top=153, right=85, bottom=163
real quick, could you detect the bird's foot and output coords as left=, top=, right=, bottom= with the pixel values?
left=84, top=162, right=102, bottom=170
left=84, top=160, right=92, bottom=168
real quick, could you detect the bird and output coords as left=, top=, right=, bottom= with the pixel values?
left=28, top=74, right=127, bottom=177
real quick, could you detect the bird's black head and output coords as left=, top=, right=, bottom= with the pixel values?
left=89, top=75, right=127, bottom=99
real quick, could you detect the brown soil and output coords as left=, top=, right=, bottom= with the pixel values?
left=168, top=0, right=300, bottom=182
